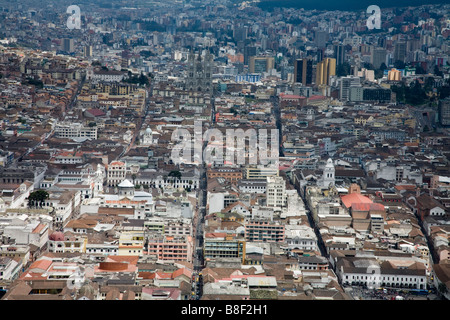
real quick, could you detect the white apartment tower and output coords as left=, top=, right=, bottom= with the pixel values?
left=266, top=176, right=287, bottom=208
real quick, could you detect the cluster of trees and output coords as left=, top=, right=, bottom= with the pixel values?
left=391, top=77, right=450, bottom=106
left=27, top=190, right=49, bottom=208
left=336, top=62, right=351, bottom=77
left=23, top=77, right=43, bottom=89
left=391, top=80, right=429, bottom=105
left=136, top=20, right=165, bottom=32
left=139, top=50, right=156, bottom=59
left=123, top=72, right=150, bottom=86
left=335, top=59, right=449, bottom=106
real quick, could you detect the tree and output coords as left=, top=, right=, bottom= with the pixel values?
left=336, top=62, right=351, bottom=77
left=23, top=77, right=43, bottom=89
left=434, top=65, right=443, bottom=77
left=438, top=84, right=450, bottom=99
left=123, top=72, right=149, bottom=86
left=424, top=77, right=435, bottom=92
left=363, top=62, right=375, bottom=70
left=138, top=73, right=149, bottom=86
left=28, top=190, right=49, bottom=208
left=394, top=60, right=405, bottom=70
left=409, top=80, right=427, bottom=105
left=168, top=170, right=182, bottom=180
left=415, top=65, right=426, bottom=74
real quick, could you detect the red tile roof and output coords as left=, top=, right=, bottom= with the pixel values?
left=351, top=203, right=385, bottom=212
left=341, top=193, right=373, bottom=208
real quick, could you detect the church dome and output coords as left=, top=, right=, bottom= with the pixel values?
left=118, top=179, right=134, bottom=188
left=49, top=231, right=64, bottom=241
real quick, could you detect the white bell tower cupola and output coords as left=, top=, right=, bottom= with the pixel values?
left=323, top=158, right=335, bottom=188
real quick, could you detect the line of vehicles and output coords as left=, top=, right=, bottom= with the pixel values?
left=191, top=272, right=203, bottom=300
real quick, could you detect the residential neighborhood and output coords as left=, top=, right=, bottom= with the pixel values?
left=0, top=0, right=448, bottom=305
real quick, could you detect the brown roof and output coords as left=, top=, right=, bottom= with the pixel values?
left=65, top=219, right=98, bottom=229
left=433, top=261, right=450, bottom=288
left=98, top=207, right=135, bottom=215
left=417, top=194, right=445, bottom=210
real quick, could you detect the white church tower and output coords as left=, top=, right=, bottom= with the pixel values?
left=321, top=158, right=335, bottom=188
left=93, top=164, right=105, bottom=197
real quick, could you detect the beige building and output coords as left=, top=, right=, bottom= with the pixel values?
left=388, top=68, right=402, bottom=81
left=107, top=161, right=127, bottom=187
left=316, top=58, right=336, bottom=86
left=249, top=56, right=275, bottom=74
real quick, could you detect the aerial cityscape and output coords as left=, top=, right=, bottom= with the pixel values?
left=0, top=0, right=449, bottom=306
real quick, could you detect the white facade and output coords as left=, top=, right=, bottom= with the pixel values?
left=207, top=192, right=237, bottom=215
left=85, top=243, right=119, bottom=256
left=238, top=179, right=266, bottom=194
left=135, top=171, right=200, bottom=190
left=266, top=176, right=287, bottom=208
left=284, top=225, right=319, bottom=252
left=0, top=257, right=21, bottom=281
left=338, top=258, right=428, bottom=290
left=86, top=68, right=124, bottom=82
left=2, top=183, right=34, bottom=210
left=3, top=221, right=48, bottom=248
left=364, top=160, right=422, bottom=184
left=54, top=122, right=98, bottom=140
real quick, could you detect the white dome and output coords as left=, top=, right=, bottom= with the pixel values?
left=118, top=179, right=134, bottom=188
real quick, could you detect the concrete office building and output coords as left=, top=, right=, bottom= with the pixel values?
left=294, top=58, right=313, bottom=85
left=316, top=58, right=336, bottom=86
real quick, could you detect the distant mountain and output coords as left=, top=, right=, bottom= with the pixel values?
left=257, top=0, right=447, bottom=11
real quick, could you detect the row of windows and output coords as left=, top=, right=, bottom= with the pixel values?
left=246, top=224, right=284, bottom=229
left=287, top=240, right=315, bottom=245
left=87, top=248, right=118, bottom=253
left=345, top=275, right=425, bottom=282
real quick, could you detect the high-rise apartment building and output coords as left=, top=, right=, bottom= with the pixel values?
left=244, top=46, right=257, bottom=66
left=339, top=76, right=361, bottom=101
left=316, top=58, right=336, bottom=86
left=249, top=56, right=274, bottom=74
left=233, top=26, right=248, bottom=42
left=62, top=38, right=74, bottom=53
left=371, top=48, right=387, bottom=69
left=314, top=30, right=329, bottom=49
left=294, top=58, right=313, bottom=85
left=394, top=42, right=407, bottom=63
left=266, top=176, right=287, bottom=208
left=333, top=44, right=345, bottom=65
